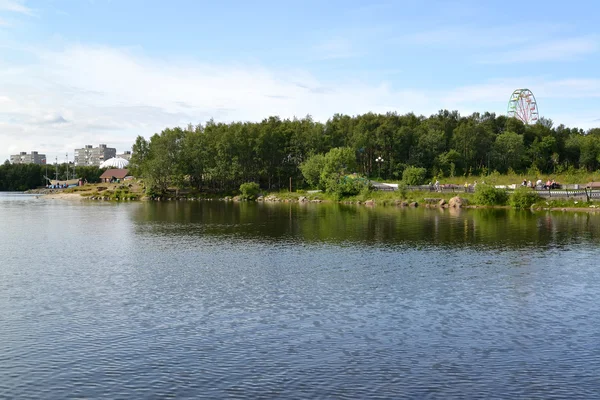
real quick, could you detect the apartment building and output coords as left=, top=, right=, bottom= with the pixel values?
left=74, top=144, right=116, bottom=167
left=117, top=151, right=132, bottom=161
left=10, top=151, right=47, bottom=165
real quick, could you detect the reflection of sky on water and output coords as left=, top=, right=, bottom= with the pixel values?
left=1, top=198, right=600, bottom=398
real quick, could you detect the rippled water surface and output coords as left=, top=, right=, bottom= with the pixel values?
left=1, top=193, right=600, bottom=398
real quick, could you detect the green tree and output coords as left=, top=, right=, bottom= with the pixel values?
left=239, top=182, right=261, bottom=200
left=492, top=131, right=525, bottom=173
left=402, top=166, right=427, bottom=185
left=299, top=153, right=326, bottom=189
left=579, top=135, right=600, bottom=171
left=130, top=135, right=149, bottom=176
left=320, top=147, right=357, bottom=193
left=141, top=128, right=186, bottom=195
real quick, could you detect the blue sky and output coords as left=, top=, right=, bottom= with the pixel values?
left=1, top=0, right=599, bottom=163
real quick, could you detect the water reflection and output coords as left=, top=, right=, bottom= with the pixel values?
left=2, top=198, right=600, bottom=398
left=131, top=201, right=600, bottom=249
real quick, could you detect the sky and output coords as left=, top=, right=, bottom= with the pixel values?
left=1, top=0, right=599, bottom=163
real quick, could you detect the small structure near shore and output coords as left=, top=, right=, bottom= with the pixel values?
left=99, top=169, right=129, bottom=183
left=586, top=182, right=600, bottom=189
left=100, top=157, right=130, bottom=169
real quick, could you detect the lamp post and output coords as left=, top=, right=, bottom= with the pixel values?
left=376, top=156, right=384, bottom=179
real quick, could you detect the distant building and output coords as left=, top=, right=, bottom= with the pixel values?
left=10, top=151, right=47, bottom=165
left=99, top=168, right=129, bottom=183
left=74, top=144, right=116, bottom=167
left=117, top=151, right=132, bottom=161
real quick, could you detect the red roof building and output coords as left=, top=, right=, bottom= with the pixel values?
left=99, top=168, right=129, bottom=183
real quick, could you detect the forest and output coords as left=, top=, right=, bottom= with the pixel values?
left=4, top=110, right=600, bottom=193
left=0, top=162, right=104, bottom=191
left=130, top=111, right=600, bottom=195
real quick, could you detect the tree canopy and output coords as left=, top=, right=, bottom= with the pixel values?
left=0, top=164, right=104, bottom=191
left=132, top=111, right=598, bottom=194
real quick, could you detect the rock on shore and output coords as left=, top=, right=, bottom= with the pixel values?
left=449, top=196, right=467, bottom=208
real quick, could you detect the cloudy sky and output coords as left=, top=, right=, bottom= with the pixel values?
left=1, top=0, right=599, bottom=163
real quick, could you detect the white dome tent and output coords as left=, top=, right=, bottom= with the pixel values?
left=100, top=157, right=130, bottom=169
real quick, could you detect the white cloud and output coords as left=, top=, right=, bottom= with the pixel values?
left=0, top=0, right=32, bottom=15
left=441, top=78, right=600, bottom=105
left=0, top=44, right=430, bottom=162
left=478, top=36, right=599, bottom=64
left=396, top=23, right=567, bottom=49
left=437, top=79, right=600, bottom=130
left=396, top=24, right=598, bottom=65
left=2, top=43, right=599, bottom=163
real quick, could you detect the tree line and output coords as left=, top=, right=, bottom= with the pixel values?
left=130, top=111, right=600, bottom=195
left=0, top=161, right=104, bottom=191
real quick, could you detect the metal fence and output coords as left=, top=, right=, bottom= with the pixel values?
left=372, top=183, right=600, bottom=200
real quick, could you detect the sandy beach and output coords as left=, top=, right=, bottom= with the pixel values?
left=42, top=193, right=85, bottom=201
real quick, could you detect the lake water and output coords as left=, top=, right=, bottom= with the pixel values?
left=1, top=193, right=600, bottom=398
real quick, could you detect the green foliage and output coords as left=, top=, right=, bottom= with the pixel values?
left=398, top=183, right=408, bottom=199
left=126, top=110, right=600, bottom=195
left=492, top=131, right=525, bottom=172
left=0, top=162, right=99, bottom=191
left=129, top=135, right=149, bottom=176
left=239, top=182, right=261, bottom=200
left=299, top=154, right=325, bottom=189
left=75, top=166, right=104, bottom=183
left=536, top=198, right=591, bottom=208
left=474, top=184, right=509, bottom=206
left=509, top=188, right=540, bottom=209
left=320, top=147, right=356, bottom=181
left=402, top=166, right=427, bottom=185
left=327, top=176, right=371, bottom=200
left=0, top=163, right=44, bottom=191
left=300, top=147, right=363, bottom=196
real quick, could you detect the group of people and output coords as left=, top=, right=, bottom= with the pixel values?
left=430, top=180, right=477, bottom=192
left=522, top=178, right=559, bottom=190
left=47, top=183, right=68, bottom=189
left=46, top=179, right=88, bottom=189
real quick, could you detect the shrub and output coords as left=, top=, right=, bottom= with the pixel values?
left=474, top=184, right=508, bottom=206
left=323, top=175, right=370, bottom=199
left=299, top=153, right=326, bottom=189
left=239, top=182, right=261, bottom=200
left=402, top=166, right=427, bottom=186
left=398, top=183, right=408, bottom=199
left=509, top=188, right=540, bottom=209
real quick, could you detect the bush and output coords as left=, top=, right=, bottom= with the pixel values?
left=299, top=153, right=326, bottom=189
left=509, top=188, right=540, bottom=209
left=474, top=184, right=508, bottom=206
left=402, top=166, right=427, bottom=185
left=398, top=183, right=408, bottom=199
left=239, top=182, right=261, bottom=200
left=323, top=175, right=370, bottom=199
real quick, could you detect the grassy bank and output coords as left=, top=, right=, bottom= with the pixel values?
left=407, top=169, right=600, bottom=186
left=56, top=178, right=600, bottom=212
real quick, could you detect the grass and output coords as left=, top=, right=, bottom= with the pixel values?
left=532, top=198, right=596, bottom=209
left=270, top=188, right=478, bottom=206
left=66, top=172, right=600, bottom=210
left=434, top=169, right=600, bottom=186
left=370, top=169, right=600, bottom=187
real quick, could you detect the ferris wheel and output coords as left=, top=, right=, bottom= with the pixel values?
left=507, top=88, right=539, bottom=124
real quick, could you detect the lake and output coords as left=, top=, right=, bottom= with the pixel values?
left=1, top=193, right=600, bottom=398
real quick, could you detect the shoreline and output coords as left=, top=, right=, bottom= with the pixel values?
left=41, top=192, right=86, bottom=201
left=33, top=191, right=600, bottom=213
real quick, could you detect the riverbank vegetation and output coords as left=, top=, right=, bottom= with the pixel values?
left=130, top=111, right=600, bottom=197
left=36, top=178, right=599, bottom=212
left=0, top=162, right=104, bottom=191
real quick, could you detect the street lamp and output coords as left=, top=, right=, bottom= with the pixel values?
left=375, top=156, right=384, bottom=179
